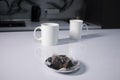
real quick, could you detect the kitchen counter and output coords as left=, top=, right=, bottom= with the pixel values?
left=0, top=29, right=120, bottom=80
left=0, top=20, right=101, bottom=31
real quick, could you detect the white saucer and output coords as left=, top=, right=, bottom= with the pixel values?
left=45, top=58, right=80, bottom=73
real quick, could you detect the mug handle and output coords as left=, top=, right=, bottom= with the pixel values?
left=33, top=27, right=42, bottom=40
left=83, top=23, right=88, bottom=32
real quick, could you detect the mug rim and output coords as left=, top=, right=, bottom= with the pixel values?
left=70, top=19, right=83, bottom=23
left=41, top=23, right=59, bottom=27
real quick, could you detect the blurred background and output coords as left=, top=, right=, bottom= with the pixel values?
left=0, top=0, right=120, bottom=31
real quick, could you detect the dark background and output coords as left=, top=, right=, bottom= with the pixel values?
left=85, top=0, right=120, bottom=28
left=0, top=0, right=120, bottom=29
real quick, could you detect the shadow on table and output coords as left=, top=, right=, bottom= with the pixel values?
left=82, top=33, right=103, bottom=40
left=58, top=33, right=103, bottom=45
left=61, top=61, right=88, bottom=76
left=58, top=37, right=76, bottom=45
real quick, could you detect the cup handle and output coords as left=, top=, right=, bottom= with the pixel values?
left=33, top=26, right=42, bottom=40
left=83, top=23, right=88, bottom=32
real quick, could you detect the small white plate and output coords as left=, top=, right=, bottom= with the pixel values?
left=45, top=57, right=80, bottom=73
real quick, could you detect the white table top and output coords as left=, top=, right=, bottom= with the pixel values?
left=0, top=29, right=120, bottom=80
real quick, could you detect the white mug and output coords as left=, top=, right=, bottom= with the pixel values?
left=69, top=19, right=88, bottom=40
left=33, top=23, right=59, bottom=46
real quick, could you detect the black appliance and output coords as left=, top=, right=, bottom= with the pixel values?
left=31, top=5, right=41, bottom=22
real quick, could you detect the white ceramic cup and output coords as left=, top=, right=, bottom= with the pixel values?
left=33, top=23, right=59, bottom=46
left=69, top=19, right=88, bottom=40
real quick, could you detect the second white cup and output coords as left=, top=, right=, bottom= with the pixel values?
left=69, top=19, right=88, bottom=40
left=33, top=23, right=59, bottom=46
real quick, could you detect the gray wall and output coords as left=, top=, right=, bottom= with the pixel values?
left=0, top=0, right=84, bottom=20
